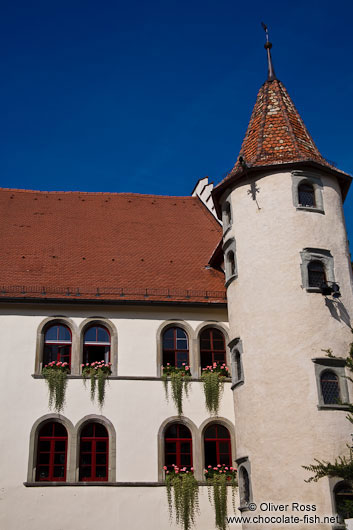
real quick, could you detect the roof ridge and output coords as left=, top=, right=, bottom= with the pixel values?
left=0, top=187, right=197, bottom=200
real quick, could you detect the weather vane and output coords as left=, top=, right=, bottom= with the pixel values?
left=261, top=22, right=276, bottom=81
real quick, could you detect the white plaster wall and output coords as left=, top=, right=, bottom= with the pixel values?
left=0, top=303, right=240, bottom=530
left=224, top=169, right=353, bottom=529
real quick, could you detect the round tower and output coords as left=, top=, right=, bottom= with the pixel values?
left=213, top=33, right=353, bottom=529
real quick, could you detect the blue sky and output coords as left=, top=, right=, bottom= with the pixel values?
left=1, top=0, right=353, bottom=242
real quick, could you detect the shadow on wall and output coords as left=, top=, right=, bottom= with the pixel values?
left=325, top=299, right=351, bottom=328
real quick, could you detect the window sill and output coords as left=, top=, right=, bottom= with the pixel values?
left=231, top=379, right=244, bottom=390
left=296, top=206, right=325, bottom=214
left=225, top=275, right=237, bottom=289
left=312, top=357, right=346, bottom=367
left=24, top=480, right=236, bottom=487
left=32, top=374, right=232, bottom=383
left=223, top=225, right=232, bottom=238
left=317, top=404, right=351, bottom=411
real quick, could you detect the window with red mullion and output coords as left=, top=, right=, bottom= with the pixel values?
left=36, top=422, right=67, bottom=481
left=162, top=327, right=189, bottom=368
left=164, top=424, right=192, bottom=470
left=204, top=424, right=232, bottom=467
left=83, top=326, right=111, bottom=364
left=79, top=423, right=109, bottom=481
left=200, top=328, right=226, bottom=369
left=43, top=325, right=72, bottom=368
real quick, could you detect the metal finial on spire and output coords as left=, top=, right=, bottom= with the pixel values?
left=261, top=22, right=276, bottom=81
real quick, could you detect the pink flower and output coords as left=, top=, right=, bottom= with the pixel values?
left=217, top=464, right=221, bottom=467
left=190, top=467, right=194, bottom=471
left=225, top=467, right=228, bottom=470
left=213, top=467, right=218, bottom=471
left=185, top=366, right=189, bottom=370
left=163, top=466, right=167, bottom=470
left=91, top=362, right=95, bottom=366
left=208, top=465, right=212, bottom=468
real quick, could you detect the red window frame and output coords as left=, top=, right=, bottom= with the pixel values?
left=43, top=324, right=72, bottom=368
left=164, top=423, right=193, bottom=470
left=79, top=423, right=109, bottom=482
left=36, top=422, right=68, bottom=481
left=162, top=327, right=189, bottom=368
left=83, top=325, right=111, bottom=364
left=204, top=424, right=232, bottom=467
left=200, top=328, right=226, bottom=369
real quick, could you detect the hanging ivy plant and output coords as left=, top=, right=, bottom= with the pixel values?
left=165, top=465, right=199, bottom=530
left=82, top=361, right=112, bottom=408
left=42, top=361, right=70, bottom=413
left=201, top=363, right=229, bottom=416
left=162, top=364, right=191, bottom=416
left=205, top=465, right=238, bottom=530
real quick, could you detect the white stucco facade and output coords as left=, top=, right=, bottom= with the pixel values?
left=0, top=303, right=242, bottom=530
left=221, top=168, right=353, bottom=529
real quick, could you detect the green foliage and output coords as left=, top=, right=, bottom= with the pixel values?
left=42, top=361, right=69, bottom=413
left=162, top=364, right=191, bottom=416
left=205, top=465, right=238, bottom=530
left=82, top=361, right=112, bottom=408
left=201, top=363, right=229, bottom=416
left=165, top=466, right=199, bottom=530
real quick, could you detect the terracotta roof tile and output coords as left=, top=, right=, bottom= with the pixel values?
left=0, top=189, right=225, bottom=303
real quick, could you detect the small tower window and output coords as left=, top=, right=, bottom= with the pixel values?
left=162, top=327, right=189, bottom=368
left=83, top=326, right=111, bottom=364
left=36, top=421, right=67, bottom=481
left=298, top=182, right=315, bottom=207
left=204, top=424, right=232, bottom=467
left=239, top=467, right=250, bottom=505
left=44, top=324, right=72, bottom=368
left=164, top=423, right=192, bottom=470
left=308, top=260, right=326, bottom=288
left=334, top=483, right=353, bottom=520
left=200, top=328, right=226, bottom=369
left=320, top=370, right=340, bottom=404
left=79, top=422, right=109, bottom=481
left=235, top=350, right=242, bottom=381
left=228, top=251, right=236, bottom=277
left=223, top=202, right=232, bottom=229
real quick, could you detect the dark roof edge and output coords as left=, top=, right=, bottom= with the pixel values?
left=0, top=297, right=227, bottom=308
left=212, top=160, right=352, bottom=218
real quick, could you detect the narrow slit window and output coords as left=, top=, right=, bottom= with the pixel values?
left=240, top=467, right=250, bottom=505
left=228, top=251, right=236, bottom=277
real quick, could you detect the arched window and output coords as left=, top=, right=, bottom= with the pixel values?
left=83, top=326, right=110, bottom=364
left=36, top=421, right=67, bottom=481
left=164, top=423, right=192, bottom=470
left=334, top=483, right=353, bottom=520
left=308, top=260, right=326, bottom=288
left=200, top=328, right=226, bottom=369
left=321, top=370, right=340, bottom=404
left=162, top=327, right=189, bottom=368
left=298, top=182, right=315, bottom=207
left=239, top=467, right=250, bottom=505
left=223, top=202, right=232, bottom=228
left=79, top=422, right=109, bottom=481
left=43, top=324, right=72, bottom=368
left=204, top=424, right=232, bottom=467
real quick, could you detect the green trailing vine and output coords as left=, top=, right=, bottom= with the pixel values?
left=205, top=465, right=238, bottom=530
left=303, top=334, right=353, bottom=520
left=42, top=361, right=69, bottom=413
left=82, top=361, right=112, bottom=408
left=162, top=364, right=191, bottom=416
left=201, top=363, right=229, bottom=416
left=165, top=465, right=199, bottom=530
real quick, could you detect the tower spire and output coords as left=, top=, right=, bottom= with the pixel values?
left=261, top=22, right=276, bottom=81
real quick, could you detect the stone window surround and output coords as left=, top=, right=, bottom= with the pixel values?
left=35, top=316, right=118, bottom=376
left=312, top=357, right=350, bottom=410
left=156, top=320, right=231, bottom=378
left=229, top=338, right=244, bottom=389
left=223, top=238, right=238, bottom=288
left=329, top=477, right=352, bottom=530
left=27, top=414, right=116, bottom=483
left=300, top=248, right=335, bottom=293
left=236, top=456, right=253, bottom=511
left=291, top=170, right=324, bottom=213
left=157, top=416, right=236, bottom=482
left=222, top=199, right=233, bottom=236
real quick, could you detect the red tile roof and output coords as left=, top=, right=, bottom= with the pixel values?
left=213, top=79, right=351, bottom=210
left=0, top=188, right=225, bottom=304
